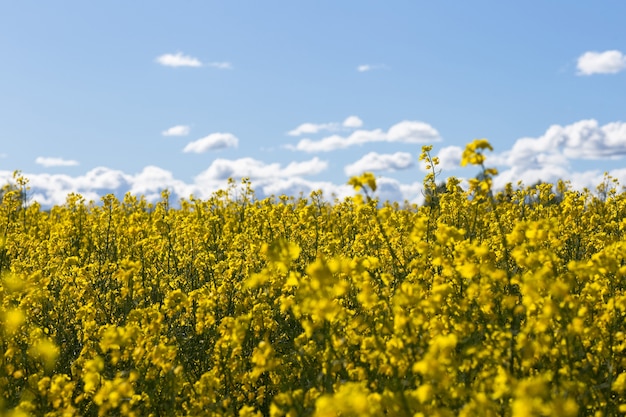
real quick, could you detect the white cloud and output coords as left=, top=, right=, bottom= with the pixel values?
left=10, top=167, right=131, bottom=206
left=155, top=53, right=232, bottom=69
left=129, top=166, right=195, bottom=201
left=259, top=177, right=341, bottom=199
left=75, top=167, right=130, bottom=190
left=183, top=133, right=239, bottom=153
left=289, top=120, right=441, bottom=152
left=493, top=165, right=571, bottom=191
left=287, top=122, right=337, bottom=136
left=577, top=50, right=626, bottom=75
left=503, top=119, right=626, bottom=169
left=289, top=130, right=386, bottom=152
left=283, top=158, right=328, bottom=177
left=344, top=152, right=413, bottom=177
left=35, top=157, right=79, bottom=167
left=342, top=116, right=363, bottom=128
left=206, top=62, right=233, bottom=70
left=479, top=119, right=626, bottom=191
left=195, top=157, right=327, bottom=182
left=401, top=118, right=626, bottom=194
left=262, top=176, right=423, bottom=205
left=11, top=116, right=626, bottom=210
left=2, top=166, right=195, bottom=207
left=1, top=164, right=430, bottom=208
left=287, top=116, right=364, bottom=136
left=376, top=177, right=424, bottom=205
left=357, top=64, right=389, bottom=72
left=0, top=152, right=349, bottom=208
left=162, top=125, right=191, bottom=137
left=156, top=52, right=203, bottom=68
left=436, top=146, right=463, bottom=171
left=14, top=167, right=186, bottom=206
left=387, top=121, right=440, bottom=143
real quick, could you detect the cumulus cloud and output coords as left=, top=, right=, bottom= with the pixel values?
left=129, top=166, right=195, bottom=201
left=261, top=176, right=423, bottom=205
left=387, top=121, right=440, bottom=142
left=282, top=158, right=329, bottom=177
left=162, top=125, right=190, bottom=137
left=287, top=115, right=363, bottom=136
left=503, top=119, right=626, bottom=168
left=436, top=146, right=463, bottom=171
left=72, top=167, right=130, bottom=191
left=195, top=157, right=327, bottom=182
left=260, top=178, right=351, bottom=200
left=288, top=120, right=441, bottom=152
left=493, top=164, right=571, bottom=191
left=1, top=166, right=199, bottom=207
left=344, top=152, right=413, bottom=177
left=342, top=116, right=363, bottom=128
left=0, top=151, right=452, bottom=208
left=290, top=130, right=385, bottom=152
left=287, top=122, right=337, bottom=136
left=156, top=52, right=203, bottom=68
left=6, top=167, right=130, bottom=206
left=376, top=177, right=424, bottom=205
left=35, top=157, right=79, bottom=167
left=577, top=50, right=626, bottom=75
left=21, top=168, right=178, bottom=206
left=183, top=133, right=239, bottom=153
left=1, top=164, right=427, bottom=208
left=404, top=119, right=626, bottom=193
left=477, top=119, right=626, bottom=191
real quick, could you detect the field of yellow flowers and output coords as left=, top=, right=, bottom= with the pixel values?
left=1, top=140, right=625, bottom=416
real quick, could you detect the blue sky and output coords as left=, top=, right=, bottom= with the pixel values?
left=1, top=1, right=626, bottom=205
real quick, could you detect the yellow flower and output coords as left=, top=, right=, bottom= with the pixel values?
left=348, top=172, right=377, bottom=193
left=3, top=308, right=25, bottom=334
left=314, top=382, right=379, bottom=417
left=460, top=138, right=493, bottom=167
left=28, top=338, right=59, bottom=371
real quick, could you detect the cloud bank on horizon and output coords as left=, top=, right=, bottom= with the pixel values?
left=8, top=115, right=626, bottom=208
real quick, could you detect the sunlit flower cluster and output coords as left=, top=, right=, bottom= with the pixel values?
left=0, top=140, right=625, bottom=415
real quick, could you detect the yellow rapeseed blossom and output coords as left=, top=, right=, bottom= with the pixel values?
left=460, top=138, right=493, bottom=167
left=28, top=338, right=59, bottom=371
left=2, top=308, right=25, bottom=335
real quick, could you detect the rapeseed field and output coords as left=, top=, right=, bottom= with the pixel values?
left=0, top=141, right=625, bottom=416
